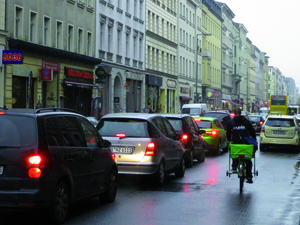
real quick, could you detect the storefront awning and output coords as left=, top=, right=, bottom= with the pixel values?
left=223, top=99, right=241, bottom=107
left=236, top=99, right=246, bottom=105
left=179, top=96, right=192, bottom=101
left=64, top=80, right=98, bottom=89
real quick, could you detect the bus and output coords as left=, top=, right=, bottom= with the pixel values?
left=269, top=95, right=288, bottom=115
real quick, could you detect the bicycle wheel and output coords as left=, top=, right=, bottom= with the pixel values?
left=239, top=176, right=244, bottom=193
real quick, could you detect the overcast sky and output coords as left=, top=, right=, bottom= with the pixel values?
left=219, top=0, right=300, bottom=90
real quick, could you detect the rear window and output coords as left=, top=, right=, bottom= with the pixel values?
left=98, top=119, right=150, bottom=137
left=167, top=118, right=183, bottom=131
left=265, top=118, right=295, bottom=127
left=0, top=115, right=37, bottom=147
left=195, top=120, right=212, bottom=129
left=249, top=117, right=260, bottom=122
left=182, top=108, right=201, bottom=115
left=203, top=113, right=226, bottom=121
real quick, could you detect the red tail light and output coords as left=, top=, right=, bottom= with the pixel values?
left=206, top=130, right=219, bottom=136
left=27, top=155, right=43, bottom=178
left=111, top=153, right=116, bottom=162
left=181, top=134, right=189, bottom=145
left=261, top=126, right=265, bottom=133
left=194, top=118, right=201, bottom=122
left=0, top=112, right=6, bottom=115
left=145, top=142, right=155, bottom=156
left=116, top=133, right=126, bottom=138
left=259, top=121, right=263, bottom=126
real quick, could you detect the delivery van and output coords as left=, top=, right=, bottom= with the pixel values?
left=181, top=103, right=208, bottom=116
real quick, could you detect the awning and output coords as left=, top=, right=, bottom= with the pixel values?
left=236, top=99, right=246, bottom=105
left=223, top=99, right=241, bottom=107
left=179, top=96, right=192, bottom=101
left=64, top=80, right=98, bottom=89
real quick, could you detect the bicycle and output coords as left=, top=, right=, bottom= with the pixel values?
left=226, top=143, right=258, bottom=193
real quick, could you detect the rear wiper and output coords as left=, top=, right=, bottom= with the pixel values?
left=0, top=146, right=21, bottom=148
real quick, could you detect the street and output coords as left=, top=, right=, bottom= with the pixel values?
left=1, top=141, right=300, bottom=225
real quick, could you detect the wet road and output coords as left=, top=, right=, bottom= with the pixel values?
left=2, top=145, right=300, bottom=225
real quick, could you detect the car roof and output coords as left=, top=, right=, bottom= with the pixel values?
left=267, top=115, right=295, bottom=119
left=101, top=113, right=165, bottom=120
left=204, top=111, right=228, bottom=114
left=159, top=113, right=191, bottom=118
left=193, top=116, right=217, bottom=121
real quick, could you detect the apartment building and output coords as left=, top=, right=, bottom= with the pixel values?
left=0, top=0, right=7, bottom=107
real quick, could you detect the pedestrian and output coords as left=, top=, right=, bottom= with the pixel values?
left=226, top=107, right=256, bottom=183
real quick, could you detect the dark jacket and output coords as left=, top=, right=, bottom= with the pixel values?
left=226, top=115, right=256, bottom=144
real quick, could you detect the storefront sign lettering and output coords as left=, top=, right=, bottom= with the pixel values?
left=180, top=87, right=189, bottom=94
left=42, top=60, right=60, bottom=72
left=64, top=67, right=94, bottom=84
left=2, top=50, right=23, bottom=64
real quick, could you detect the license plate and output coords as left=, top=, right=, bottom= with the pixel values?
left=0, top=166, right=3, bottom=175
left=273, top=131, right=286, bottom=134
left=112, top=146, right=134, bottom=154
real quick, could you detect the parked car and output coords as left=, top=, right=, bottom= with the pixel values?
left=160, top=113, right=206, bottom=167
left=260, top=115, right=300, bottom=151
left=202, top=111, right=231, bottom=131
left=0, top=108, right=118, bottom=224
left=248, top=115, right=265, bottom=133
left=97, top=113, right=186, bottom=185
left=86, top=116, right=99, bottom=127
left=193, top=117, right=228, bottom=155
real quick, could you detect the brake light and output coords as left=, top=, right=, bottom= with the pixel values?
left=261, top=126, right=265, bottom=133
left=116, top=133, right=126, bottom=138
left=0, top=112, right=5, bottom=115
left=206, top=130, right=219, bottom=136
left=145, top=142, right=155, bottom=156
left=111, top=153, right=116, bottom=162
left=181, top=134, right=189, bottom=145
left=27, top=155, right=43, bottom=178
left=230, top=113, right=235, bottom=117
left=259, top=121, right=263, bottom=126
left=194, top=118, right=201, bottom=122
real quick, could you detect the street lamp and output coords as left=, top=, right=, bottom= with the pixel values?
left=195, top=33, right=212, bottom=103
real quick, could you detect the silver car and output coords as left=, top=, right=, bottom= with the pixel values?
left=97, top=113, right=185, bottom=185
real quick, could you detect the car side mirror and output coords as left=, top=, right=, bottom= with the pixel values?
left=199, top=129, right=206, bottom=134
left=102, top=139, right=111, bottom=148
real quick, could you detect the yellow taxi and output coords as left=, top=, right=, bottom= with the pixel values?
left=260, top=115, right=300, bottom=151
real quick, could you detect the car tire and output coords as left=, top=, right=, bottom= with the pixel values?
left=154, top=161, right=165, bottom=186
left=260, top=144, right=268, bottom=152
left=175, top=157, right=186, bottom=178
left=186, top=150, right=194, bottom=168
left=101, top=168, right=118, bottom=203
left=197, top=150, right=205, bottom=163
left=213, top=140, right=221, bottom=155
left=50, top=181, right=70, bottom=224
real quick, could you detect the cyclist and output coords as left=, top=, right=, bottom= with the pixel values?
left=226, top=107, right=256, bottom=183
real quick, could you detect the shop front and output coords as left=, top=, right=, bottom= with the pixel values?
left=145, top=74, right=162, bottom=112
left=179, top=86, right=192, bottom=110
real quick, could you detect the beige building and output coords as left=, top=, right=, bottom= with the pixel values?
left=0, top=0, right=7, bottom=107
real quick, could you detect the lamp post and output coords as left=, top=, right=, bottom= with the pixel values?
left=247, top=66, right=256, bottom=111
left=195, top=33, right=212, bottom=103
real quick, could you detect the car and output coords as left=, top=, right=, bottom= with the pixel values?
left=181, top=103, right=208, bottom=116
left=0, top=108, right=118, bottom=224
left=202, top=111, right=231, bottom=131
left=86, top=116, right=99, bottom=127
left=160, top=113, right=206, bottom=167
left=248, top=115, right=265, bottom=133
left=260, top=115, right=300, bottom=151
left=193, top=116, right=228, bottom=155
left=97, top=113, right=186, bottom=185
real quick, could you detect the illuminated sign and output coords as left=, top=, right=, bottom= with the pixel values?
left=2, top=50, right=23, bottom=64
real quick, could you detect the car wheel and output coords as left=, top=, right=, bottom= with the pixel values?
left=50, top=181, right=70, bottom=224
left=101, top=168, right=118, bottom=203
left=175, top=157, right=185, bottom=178
left=197, top=149, right=205, bottom=163
left=260, top=144, right=268, bottom=152
left=186, top=150, right=194, bottom=168
left=213, top=140, right=221, bottom=155
left=154, top=161, right=165, bottom=186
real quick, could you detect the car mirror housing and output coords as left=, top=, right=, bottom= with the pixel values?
left=102, top=139, right=111, bottom=148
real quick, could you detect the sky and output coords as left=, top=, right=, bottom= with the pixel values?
left=219, top=0, right=300, bottom=90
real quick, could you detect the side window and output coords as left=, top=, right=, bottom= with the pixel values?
left=152, top=117, right=168, bottom=137
left=79, top=118, right=101, bottom=147
left=147, top=122, right=160, bottom=138
left=215, top=120, right=224, bottom=129
left=185, top=117, right=196, bottom=133
left=45, top=117, right=64, bottom=146
left=162, top=118, right=177, bottom=139
left=62, top=116, right=85, bottom=147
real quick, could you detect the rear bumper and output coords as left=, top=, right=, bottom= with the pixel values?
left=260, top=134, right=299, bottom=146
left=117, top=162, right=159, bottom=175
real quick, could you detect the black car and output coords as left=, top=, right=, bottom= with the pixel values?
left=161, top=114, right=206, bottom=167
left=0, top=108, right=118, bottom=224
left=248, top=115, right=265, bottom=133
left=202, top=111, right=231, bottom=131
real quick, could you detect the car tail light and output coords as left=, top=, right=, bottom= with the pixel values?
left=206, top=130, right=219, bottom=136
left=261, top=126, right=265, bottom=133
left=259, top=121, right=263, bottom=126
left=180, top=134, right=189, bottom=145
left=116, top=133, right=126, bottom=138
left=0, top=112, right=5, bottom=115
left=145, top=142, right=155, bottom=156
left=194, top=118, right=201, bottom=122
left=230, top=113, right=235, bottom=118
left=27, top=155, right=43, bottom=179
left=111, top=153, right=116, bottom=162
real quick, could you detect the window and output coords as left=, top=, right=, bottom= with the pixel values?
left=117, top=29, right=121, bottom=55
left=78, top=28, right=83, bottom=54
left=126, top=33, right=130, bottom=57
left=29, top=11, right=37, bottom=42
left=15, top=6, right=23, bottom=38
left=108, top=25, right=112, bottom=52
left=87, top=32, right=92, bottom=55
left=133, top=36, right=137, bottom=59
left=68, top=25, right=74, bottom=51
left=80, top=119, right=100, bottom=147
left=43, top=16, right=50, bottom=46
left=100, top=22, right=105, bottom=50
left=56, top=21, right=62, bottom=49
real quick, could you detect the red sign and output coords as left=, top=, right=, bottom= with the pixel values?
left=40, top=69, right=53, bottom=81
left=42, top=60, right=60, bottom=71
left=65, top=68, right=93, bottom=80
left=2, top=50, right=23, bottom=64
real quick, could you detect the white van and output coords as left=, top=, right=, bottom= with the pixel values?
left=181, top=103, right=208, bottom=116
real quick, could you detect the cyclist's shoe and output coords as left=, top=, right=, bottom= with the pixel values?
left=246, top=177, right=253, bottom=183
left=231, top=167, right=237, bottom=172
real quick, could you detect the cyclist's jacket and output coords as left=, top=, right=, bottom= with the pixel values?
left=226, top=115, right=256, bottom=144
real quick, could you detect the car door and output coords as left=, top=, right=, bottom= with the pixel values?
left=45, top=116, right=90, bottom=198
left=214, top=119, right=227, bottom=147
left=78, top=118, right=111, bottom=194
left=185, top=117, right=204, bottom=152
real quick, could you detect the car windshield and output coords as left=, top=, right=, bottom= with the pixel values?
left=167, top=118, right=183, bottom=131
left=98, top=119, right=149, bottom=137
left=0, top=115, right=37, bottom=147
left=195, top=120, right=212, bottom=129
left=182, top=108, right=201, bottom=115
left=265, top=118, right=295, bottom=127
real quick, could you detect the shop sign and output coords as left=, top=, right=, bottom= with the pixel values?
left=180, top=87, right=189, bottom=94
left=2, top=50, right=23, bottom=64
left=40, top=69, right=53, bottom=81
left=42, top=60, right=60, bottom=72
left=65, top=67, right=94, bottom=84
left=167, top=79, right=176, bottom=88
